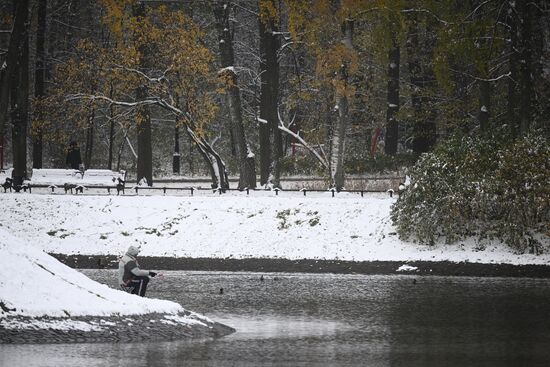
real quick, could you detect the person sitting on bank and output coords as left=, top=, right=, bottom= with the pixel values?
left=118, top=245, right=157, bottom=297
left=66, top=141, right=82, bottom=170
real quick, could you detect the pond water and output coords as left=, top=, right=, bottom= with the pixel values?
left=2, top=270, right=550, bottom=367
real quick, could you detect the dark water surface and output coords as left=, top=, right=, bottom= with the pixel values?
left=2, top=270, right=550, bottom=367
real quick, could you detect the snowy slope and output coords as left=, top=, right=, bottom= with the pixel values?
left=0, top=193, right=549, bottom=265
left=0, top=229, right=182, bottom=317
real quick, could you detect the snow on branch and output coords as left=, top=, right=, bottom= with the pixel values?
left=119, top=122, right=138, bottom=159
left=218, top=66, right=236, bottom=75
left=277, top=110, right=329, bottom=170
left=65, top=94, right=161, bottom=108
left=256, top=116, right=268, bottom=124
left=109, top=64, right=171, bottom=83
left=449, top=69, right=512, bottom=82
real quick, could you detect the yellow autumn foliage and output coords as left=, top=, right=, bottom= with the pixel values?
left=259, top=0, right=278, bottom=26
left=44, top=2, right=219, bottom=140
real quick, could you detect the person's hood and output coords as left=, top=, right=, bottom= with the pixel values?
left=126, top=246, right=140, bottom=257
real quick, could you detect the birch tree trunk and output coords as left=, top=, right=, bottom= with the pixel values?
left=181, top=123, right=229, bottom=189
left=214, top=0, right=256, bottom=190
left=330, top=18, right=353, bottom=191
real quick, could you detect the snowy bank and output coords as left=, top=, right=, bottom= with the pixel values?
left=1, top=193, right=549, bottom=265
left=0, top=229, right=234, bottom=343
left=0, top=229, right=182, bottom=317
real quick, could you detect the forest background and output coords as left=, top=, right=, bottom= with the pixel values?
left=1, top=0, right=547, bottom=190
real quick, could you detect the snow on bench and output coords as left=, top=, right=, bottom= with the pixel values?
left=27, top=168, right=83, bottom=184
left=23, top=169, right=126, bottom=194
left=82, top=169, right=126, bottom=193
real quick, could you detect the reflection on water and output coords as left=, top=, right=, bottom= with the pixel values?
left=2, top=271, right=550, bottom=367
left=214, top=314, right=349, bottom=340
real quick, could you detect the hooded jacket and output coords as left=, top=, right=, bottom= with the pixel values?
left=118, top=246, right=150, bottom=286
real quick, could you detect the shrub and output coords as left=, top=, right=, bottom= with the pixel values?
left=391, top=132, right=550, bottom=252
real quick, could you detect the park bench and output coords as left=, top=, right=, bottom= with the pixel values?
left=22, top=168, right=126, bottom=194
left=0, top=168, right=13, bottom=192
left=23, top=169, right=84, bottom=193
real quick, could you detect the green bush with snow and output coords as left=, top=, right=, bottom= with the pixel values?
left=391, top=133, right=550, bottom=252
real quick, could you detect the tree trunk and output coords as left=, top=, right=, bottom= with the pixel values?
left=136, top=102, right=152, bottom=185
left=10, top=0, right=30, bottom=183
left=507, top=0, right=519, bottom=137
left=173, top=125, right=180, bottom=174
left=229, top=127, right=236, bottom=157
left=330, top=18, right=353, bottom=191
left=116, top=137, right=125, bottom=172
left=530, top=0, right=546, bottom=132
left=214, top=0, right=256, bottom=190
left=259, top=1, right=281, bottom=188
left=108, top=83, right=115, bottom=170
left=518, top=0, right=533, bottom=135
left=406, top=14, right=436, bottom=155
left=32, top=0, right=47, bottom=169
left=181, top=121, right=229, bottom=189
left=188, top=142, right=193, bottom=174
left=384, top=42, right=400, bottom=156
left=0, top=67, right=7, bottom=170
left=84, top=107, right=94, bottom=169
left=406, top=21, right=422, bottom=151
left=133, top=2, right=153, bottom=186
left=1, top=0, right=29, bottom=175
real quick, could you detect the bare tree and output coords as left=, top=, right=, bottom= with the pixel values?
left=258, top=0, right=281, bottom=188
left=214, top=0, right=256, bottom=190
left=330, top=18, right=354, bottom=190
left=1, top=0, right=30, bottom=183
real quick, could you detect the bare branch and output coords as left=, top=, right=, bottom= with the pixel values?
left=277, top=110, right=329, bottom=169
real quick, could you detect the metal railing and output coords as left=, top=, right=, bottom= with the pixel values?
left=5, top=183, right=398, bottom=198
left=130, top=186, right=397, bottom=197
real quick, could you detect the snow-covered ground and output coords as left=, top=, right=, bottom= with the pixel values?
left=1, top=193, right=549, bottom=265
